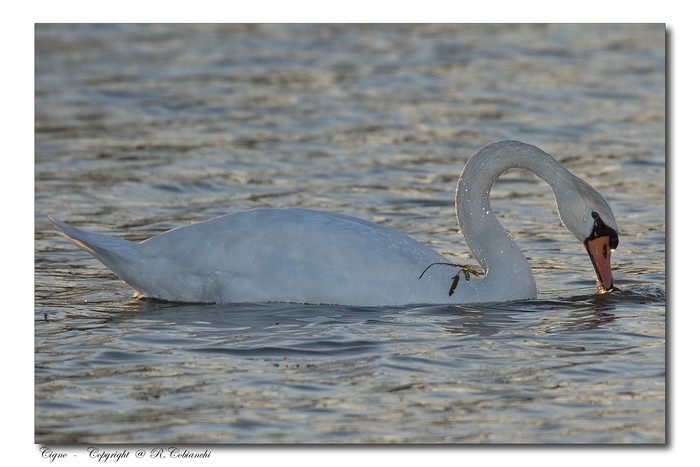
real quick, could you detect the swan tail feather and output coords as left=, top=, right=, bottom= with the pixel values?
left=48, top=215, right=146, bottom=290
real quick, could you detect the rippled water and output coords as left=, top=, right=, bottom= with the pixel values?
left=35, top=24, right=665, bottom=444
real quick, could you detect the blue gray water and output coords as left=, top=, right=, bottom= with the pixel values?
left=35, top=24, right=665, bottom=444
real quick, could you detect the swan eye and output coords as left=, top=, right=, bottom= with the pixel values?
left=587, top=211, right=618, bottom=250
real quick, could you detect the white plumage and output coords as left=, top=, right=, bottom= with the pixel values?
left=50, top=140, right=619, bottom=306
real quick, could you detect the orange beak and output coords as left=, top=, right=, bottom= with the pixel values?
left=584, top=236, right=615, bottom=294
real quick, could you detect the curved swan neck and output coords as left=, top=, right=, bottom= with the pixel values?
left=455, top=141, right=573, bottom=295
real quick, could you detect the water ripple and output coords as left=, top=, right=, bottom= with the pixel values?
left=35, top=24, right=665, bottom=444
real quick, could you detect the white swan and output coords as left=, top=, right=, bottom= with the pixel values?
left=48, top=140, right=619, bottom=306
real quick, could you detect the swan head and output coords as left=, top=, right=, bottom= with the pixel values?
left=556, top=176, right=619, bottom=294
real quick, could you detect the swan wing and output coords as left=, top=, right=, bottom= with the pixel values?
left=51, top=209, right=452, bottom=305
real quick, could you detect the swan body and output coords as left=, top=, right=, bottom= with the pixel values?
left=49, top=140, right=619, bottom=306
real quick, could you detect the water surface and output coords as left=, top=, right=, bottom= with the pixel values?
left=35, top=24, right=665, bottom=444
